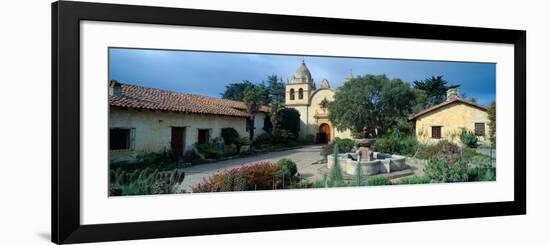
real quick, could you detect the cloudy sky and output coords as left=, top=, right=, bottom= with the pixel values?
left=109, top=48, right=496, bottom=106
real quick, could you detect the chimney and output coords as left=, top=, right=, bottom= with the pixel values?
left=446, top=87, right=460, bottom=101
left=109, top=80, right=122, bottom=96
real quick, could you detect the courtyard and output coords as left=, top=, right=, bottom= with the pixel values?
left=106, top=49, right=497, bottom=197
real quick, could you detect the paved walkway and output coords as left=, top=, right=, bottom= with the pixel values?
left=177, top=145, right=325, bottom=192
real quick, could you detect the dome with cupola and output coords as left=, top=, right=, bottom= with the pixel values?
left=291, top=59, right=313, bottom=84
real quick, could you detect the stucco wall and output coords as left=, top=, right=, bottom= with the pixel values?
left=307, top=89, right=353, bottom=140
left=286, top=88, right=353, bottom=141
left=414, top=103, right=490, bottom=145
left=252, top=112, right=268, bottom=138
left=292, top=105, right=310, bottom=138
left=109, top=107, right=248, bottom=161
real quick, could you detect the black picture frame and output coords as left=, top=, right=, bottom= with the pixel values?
left=52, top=1, right=526, bottom=244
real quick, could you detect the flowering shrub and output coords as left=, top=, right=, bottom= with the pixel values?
left=424, top=151, right=468, bottom=183
left=416, top=140, right=460, bottom=159
left=191, top=162, right=283, bottom=192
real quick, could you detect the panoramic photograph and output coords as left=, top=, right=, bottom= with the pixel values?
left=107, top=48, right=497, bottom=196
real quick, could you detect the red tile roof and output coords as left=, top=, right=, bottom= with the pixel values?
left=109, top=82, right=269, bottom=118
left=408, top=98, right=488, bottom=120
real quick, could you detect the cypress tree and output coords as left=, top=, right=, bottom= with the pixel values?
left=354, top=162, right=363, bottom=186
left=330, top=143, right=344, bottom=187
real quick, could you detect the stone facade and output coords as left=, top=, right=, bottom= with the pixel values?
left=284, top=60, right=353, bottom=142
left=410, top=97, right=490, bottom=146
left=327, top=152, right=407, bottom=176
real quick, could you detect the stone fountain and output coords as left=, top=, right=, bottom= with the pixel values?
left=326, top=137, right=408, bottom=176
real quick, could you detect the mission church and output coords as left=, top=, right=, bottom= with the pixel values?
left=284, top=59, right=353, bottom=143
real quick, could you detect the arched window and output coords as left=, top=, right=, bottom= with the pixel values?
left=289, top=89, right=295, bottom=100
left=298, top=88, right=304, bottom=99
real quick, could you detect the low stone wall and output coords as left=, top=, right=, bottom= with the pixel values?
left=327, top=152, right=407, bottom=176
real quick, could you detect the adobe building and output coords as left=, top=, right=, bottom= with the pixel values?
left=108, top=81, right=268, bottom=162
left=408, top=88, right=490, bottom=146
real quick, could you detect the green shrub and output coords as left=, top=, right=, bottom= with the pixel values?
left=274, top=129, right=297, bottom=146
left=446, top=161, right=469, bottom=182
left=329, top=143, right=344, bottom=187
left=372, top=127, right=417, bottom=156
left=109, top=186, right=123, bottom=196
left=424, top=153, right=468, bottom=183
left=468, top=166, right=496, bottom=182
left=254, top=129, right=297, bottom=147
left=461, top=147, right=491, bottom=167
left=460, top=129, right=478, bottom=148
left=169, top=168, right=179, bottom=184
left=253, top=133, right=274, bottom=145
left=109, top=167, right=185, bottom=196
left=321, top=138, right=356, bottom=156
left=194, top=143, right=223, bottom=159
left=239, top=137, right=251, bottom=146
left=397, top=137, right=418, bottom=156
left=277, top=108, right=301, bottom=139
left=276, top=158, right=298, bottom=179
left=461, top=147, right=478, bottom=159
left=300, top=134, right=315, bottom=145
left=109, top=170, right=116, bottom=184
left=115, top=170, right=127, bottom=185
left=135, top=151, right=174, bottom=166
left=478, top=167, right=496, bottom=181
left=415, top=144, right=439, bottom=160
left=398, top=175, right=432, bottom=185
left=367, top=176, right=392, bottom=186
left=335, top=138, right=356, bottom=152
left=395, top=120, right=414, bottom=136
left=373, top=137, right=417, bottom=156
left=138, top=168, right=151, bottom=180
left=415, top=140, right=460, bottom=160
left=373, top=137, right=395, bottom=154
left=110, top=151, right=179, bottom=172
left=221, top=127, right=240, bottom=145
left=354, top=162, right=363, bottom=186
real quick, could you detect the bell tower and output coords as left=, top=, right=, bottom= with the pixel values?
left=285, top=59, right=314, bottom=106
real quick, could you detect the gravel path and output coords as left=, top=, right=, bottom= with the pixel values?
left=177, top=145, right=325, bottom=192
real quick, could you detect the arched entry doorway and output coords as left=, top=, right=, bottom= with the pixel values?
left=316, top=123, right=331, bottom=144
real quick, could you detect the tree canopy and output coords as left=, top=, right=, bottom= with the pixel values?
left=221, top=75, right=284, bottom=105
left=277, top=108, right=301, bottom=139
left=243, top=85, right=268, bottom=140
left=487, top=101, right=496, bottom=147
left=328, top=74, right=418, bottom=137
left=264, top=75, right=285, bottom=105
left=221, top=80, right=254, bottom=101
left=413, top=76, right=459, bottom=107
left=222, top=75, right=286, bottom=138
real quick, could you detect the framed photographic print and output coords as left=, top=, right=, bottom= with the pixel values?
left=52, top=1, right=526, bottom=244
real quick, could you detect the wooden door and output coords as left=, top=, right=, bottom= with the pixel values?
left=317, top=123, right=331, bottom=144
left=171, top=127, right=186, bottom=158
